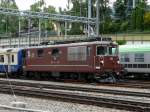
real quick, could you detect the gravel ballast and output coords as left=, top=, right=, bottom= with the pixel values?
left=0, top=93, right=130, bottom=112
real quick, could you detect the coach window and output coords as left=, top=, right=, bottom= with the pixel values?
left=128, top=64, right=132, bottom=68
left=0, top=55, right=4, bottom=63
left=120, top=54, right=130, bottom=62
left=37, top=49, right=44, bottom=57
left=11, top=55, right=14, bottom=63
left=22, top=50, right=26, bottom=58
left=124, top=64, right=127, bottom=68
left=135, top=53, right=144, bottom=62
left=97, top=46, right=107, bottom=55
left=143, top=64, right=147, bottom=68
left=52, top=48, right=60, bottom=57
left=133, top=64, right=137, bottom=68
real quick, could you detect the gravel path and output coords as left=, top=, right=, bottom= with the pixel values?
left=0, top=93, right=130, bottom=112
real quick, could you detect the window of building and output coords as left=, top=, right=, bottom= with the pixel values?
left=148, top=64, right=150, bottom=68
left=135, top=53, right=144, bottom=62
left=120, top=54, right=130, bottom=62
left=0, top=55, right=4, bottom=63
left=37, top=49, right=44, bottom=57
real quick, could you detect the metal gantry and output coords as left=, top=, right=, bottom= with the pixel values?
left=0, top=1, right=97, bottom=47
left=0, top=7, right=96, bottom=24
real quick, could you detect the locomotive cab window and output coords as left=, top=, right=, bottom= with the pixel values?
left=52, top=48, right=60, bottom=57
left=97, top=46, right=107, bottom=55
left=109, top=46, right=118, bottom=56
left=109, top=47, right=112, bottom=55
left=37, top=49, right=44, bottom=57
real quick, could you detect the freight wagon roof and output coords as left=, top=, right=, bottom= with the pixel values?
left=119, top=44, right=150, bottom=53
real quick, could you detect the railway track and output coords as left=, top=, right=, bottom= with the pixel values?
left=0, top=79, right=150, bottom=98
left=0, top=79, right=150, bottom=111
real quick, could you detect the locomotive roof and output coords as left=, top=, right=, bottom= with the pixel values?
left=26, top=41, right=117, bottom=50
left=41, top=37, right=112, bottom=45
left=119, top=44, right=150, bottom=53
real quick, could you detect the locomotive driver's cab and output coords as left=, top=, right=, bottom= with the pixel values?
left=95, top=44, right=122, bottom=83
left=96, top=45, right=119, bottom=69
left=96, top=45, right=118, bottom=56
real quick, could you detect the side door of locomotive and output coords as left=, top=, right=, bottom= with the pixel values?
left=94, top=45, right=107, bottom=71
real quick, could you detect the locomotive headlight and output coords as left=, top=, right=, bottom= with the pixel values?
left=116, top=72, right=120, bottom=75
left=100, top=60, right=104, bottom=64
left=117, top=60, right=120, bottom=64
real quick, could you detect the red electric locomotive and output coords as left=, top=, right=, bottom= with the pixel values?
left=23, top=37, right=123, bottom=82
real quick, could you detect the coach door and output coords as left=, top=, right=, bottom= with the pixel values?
left=6, top=49, right=12, bottom=73
left=6, top=53, right=11, bottom=73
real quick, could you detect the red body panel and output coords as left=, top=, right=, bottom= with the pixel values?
left=24, top=41, right=122, bottom=76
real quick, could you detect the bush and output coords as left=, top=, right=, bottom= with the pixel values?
left=116, top=40, right=126, bottom=45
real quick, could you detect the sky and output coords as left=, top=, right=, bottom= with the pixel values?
left=15, top=0, right=69, bottom=11
left=15, top=0, right=150, bottom=11
left=15, top=0, right=116, bottom=11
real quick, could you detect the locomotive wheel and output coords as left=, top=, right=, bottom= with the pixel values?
left=70, top=73, right=79, bottom=80
left=95, top=73, right=117, bottom=83
left=85, top=74, right=95, bottom=83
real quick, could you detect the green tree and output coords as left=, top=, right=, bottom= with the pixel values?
left=30, top=0, right=56, bottom=31
left=116, top=40, right=126, bottom=45
left=43, top=5, right=56, bottom=31
left=130, top=1, right=147, bottom=31
left=68, top=0, right=111, bottom=34
left=0, top=0, right=19, bottom=34
left=144, top=12, right=150, bottom=30
left=113, top=0, right=126, bottom=21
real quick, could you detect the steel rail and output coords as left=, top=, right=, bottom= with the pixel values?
left=0, top=84, right=150, bottom=112
left=0, top=79, right=150, bottom=98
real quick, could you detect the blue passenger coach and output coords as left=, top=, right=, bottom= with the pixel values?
left=0, top=48, right=23, bottom=74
